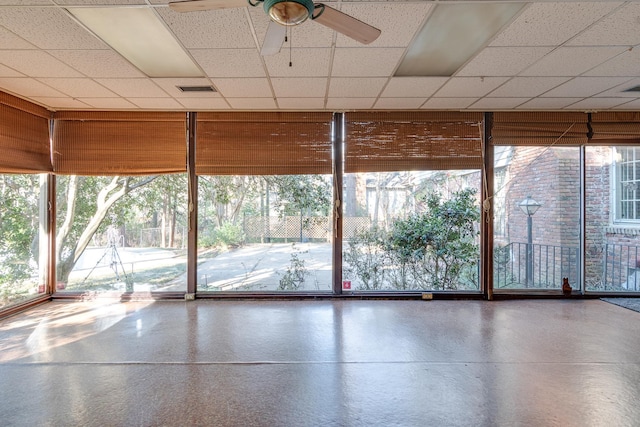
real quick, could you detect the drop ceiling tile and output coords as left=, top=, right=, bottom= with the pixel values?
left=158, top=7, right=255, bottom=49
left=584, top=49, right=640, bottom=77
left=489, top=77, right=570, bottom=97
left=375, top=98, right=426, bottom=109
left=332, top=48, right=405, bottom=77
left=277, top=98, right=326, bottom=110
left=326, top=98, right=376, bottom=110
left=0, top=64, right=24, bottom=77
left=191, top=49, right=266, bottom=78
left=520, top=47, right=627, bottom=77
left=613, top=99, right=640, bottom=110
left=129, top=98, right=184, bottom=109
left=78, top=98, right=137, bottom=109
left=490, top=2, right=621, bottom=47
left=177, top=98, right=231, bottom=110
left=0, top=77, right=66, bottom=97
left=457, top=47, right=554, bottom=77
left=0, top=1, right=50, bottom=4
left=469, top=98, right=530, bottom=110
left=517, top=97, right=584, bottom=110
left=328, top=78, right=387, bottom=98
left=95, top=78, right=168, bottom=97
left=0, top=8, right=107, bottom=49
left=30, top=97, right=91, bottom=109
left=434, top=77, right=508, bottom=97
left=0, top=26, right=36, bottom=49
left=566, top=98, right=631, bottom=110
left=213, top=78, right=272, bottom=98
left=264, top=48, right=332, bottom=78
left=49, top=50, right=145, bottom=78
left=337, top=3, right=432, bottom=48
left=567, top=3, right=640, bottom=46
left=381, top=77, right=448, bottom=98
left=228, top=98, right=277, bottom=109
left=0, top=50, right=83, bottom=78
left=37, top=78, right=117, bottom=98
left=55, top=0, right=146, bottom=4
left=271, top=78, right=327, bottom=98
left=153, top=78, right=220, bottom=98
left=421, top=98, right=477, bottom=109
left=541, top=77, right=632, bottom=98
left=596, top=78, right=640, bottom=98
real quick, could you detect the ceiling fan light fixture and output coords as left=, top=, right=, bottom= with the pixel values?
left=264, top=0, right=314, bottom=26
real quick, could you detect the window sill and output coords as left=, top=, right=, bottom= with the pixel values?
left=605, top=226, right=640, bottom=236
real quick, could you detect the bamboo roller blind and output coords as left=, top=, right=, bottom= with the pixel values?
left=0, top=91, right=52, bottom=173
left=492, top=112, right=590, bottom=145
left=345, top=111, right=483, bottom=173
left=196, top=112, right=333, bottom=176
left=52, top=111, right=187, bottom=176
left=589, top=112, right=640, bottom=142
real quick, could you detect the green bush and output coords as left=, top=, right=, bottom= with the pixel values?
left=344, top=189, right=480, bottom=291
left=199, top=223, right=245, bottom=249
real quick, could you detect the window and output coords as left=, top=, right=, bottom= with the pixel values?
left=614, top=147, right=640, bottom=222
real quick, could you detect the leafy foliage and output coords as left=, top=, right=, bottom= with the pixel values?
left=344, top=188, right=480, bottom=291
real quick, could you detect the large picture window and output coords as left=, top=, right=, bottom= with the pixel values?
left=614, top=146, right=640, bottom=223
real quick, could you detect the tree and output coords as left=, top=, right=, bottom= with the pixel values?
left=0, top=174, right=41, bottom=286
left=56, top=175, right=157, bottom=283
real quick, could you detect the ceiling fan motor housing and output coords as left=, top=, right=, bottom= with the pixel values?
left=264, top=0, right=315, bottom=26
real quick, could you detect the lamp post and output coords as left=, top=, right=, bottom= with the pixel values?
left=519, top=196, right=542, bottom=288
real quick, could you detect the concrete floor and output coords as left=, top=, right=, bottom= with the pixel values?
left=0, top=299, right=639, bottom=426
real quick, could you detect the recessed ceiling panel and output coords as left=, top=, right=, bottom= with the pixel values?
left=264, top=48, right=332, bottom=77
left=228, top=98, right=277, bottom=109
left=489, top=77, right=570, bottom=98
left=396, top=3, right=525, bottom=77
left=213, top=78, right=273, bottom=98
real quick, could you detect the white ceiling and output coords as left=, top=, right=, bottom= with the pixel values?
left=0, top=0, right=639, bottom=112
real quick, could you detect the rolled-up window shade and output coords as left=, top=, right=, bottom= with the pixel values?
left=589, top=112, right=640, bottom=143
left=492, top=112, right=589, bottom=145
left=345, top=111, right=483, bottom=173
left=196, top=112, right=333, bottom=175
left=52, top=111, right=187, bottom=175
left=0, top=91, right=52, bottom=173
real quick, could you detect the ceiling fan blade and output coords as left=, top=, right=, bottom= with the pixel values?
left=261, top=21, right=286, bottom=56
left=169, top=0, right=247, bottom=13
left=312, top=4, right=381, bottom=45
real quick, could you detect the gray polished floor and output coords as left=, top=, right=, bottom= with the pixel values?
left=1, top=299, right=639, bottom=426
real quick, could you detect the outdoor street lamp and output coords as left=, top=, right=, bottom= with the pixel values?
left=519, top=196, right=542, bottom=288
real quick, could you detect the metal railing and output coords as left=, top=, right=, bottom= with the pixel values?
left=494, top=242, right=579, bottom=289
left=602, top=243, right=640, bottom=291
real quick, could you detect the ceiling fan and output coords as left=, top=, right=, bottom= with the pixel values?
left=169, top=0, right=381, bottom=56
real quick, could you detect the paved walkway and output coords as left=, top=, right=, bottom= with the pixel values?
left=194, top=242, right=333, bottom=291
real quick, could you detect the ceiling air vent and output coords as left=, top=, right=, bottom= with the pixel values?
left=177, top=85, right=217, bottom=93
left=623, top=85, right=640, bottom=93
